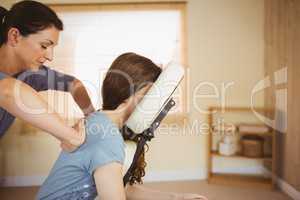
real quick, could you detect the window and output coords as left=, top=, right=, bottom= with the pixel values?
left=48, top=3, right=187, bottom=121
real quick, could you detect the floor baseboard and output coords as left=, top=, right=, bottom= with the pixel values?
left=0, top=169, right=207, bottom=187
left=0, top=175, right=46, bottom=187
left=277, top=177, right=300, bottom=200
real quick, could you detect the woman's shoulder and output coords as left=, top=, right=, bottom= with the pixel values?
left=83, top=111, right=125, bottom=163
left=86, top=111, right=113, bottom=128
left=0, top=71, right=8, bottom=80
left=85, top=111, right=122, bottom=142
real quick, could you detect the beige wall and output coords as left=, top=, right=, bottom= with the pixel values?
left=0, top=0, right=12, bottom=8
left=0, top=0, right=264, bottom=182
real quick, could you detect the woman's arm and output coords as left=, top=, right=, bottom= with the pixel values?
left=93, top=162, right=126, bottom=200
left=125, top=184, right=207, bottom=200
left=93, top=161, right=206, bottom=200
left=0, top=77, right=85, bottom=151
left=69, top=78, right=95, bottom=116
left=125, top=184, right=174, bottom=200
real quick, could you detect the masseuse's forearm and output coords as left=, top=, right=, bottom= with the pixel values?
left=70, top=79, right=95, bottom=116
left=0, top=78, right=83, bottom=145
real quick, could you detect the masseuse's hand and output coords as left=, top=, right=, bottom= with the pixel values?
left=60, top=118, right=86, bottom=152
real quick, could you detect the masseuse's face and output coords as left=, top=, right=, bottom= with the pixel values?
left=15, top=26, right=59, bottom=71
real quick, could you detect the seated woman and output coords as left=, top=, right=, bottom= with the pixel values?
left=37, top=53, right=207, bottom=200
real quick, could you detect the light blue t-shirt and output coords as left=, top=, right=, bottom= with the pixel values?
left=37, top=111, right=125, bottom=200
left=0, top=71, right=7, bottom=80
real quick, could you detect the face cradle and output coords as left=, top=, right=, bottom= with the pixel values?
left=14, top=26, right=60, bottom=71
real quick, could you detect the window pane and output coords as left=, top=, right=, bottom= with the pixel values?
left=49, top=6, right=184, bottom=113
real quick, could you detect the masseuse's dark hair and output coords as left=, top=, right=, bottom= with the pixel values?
left=102, top=52, right=162, bottom=184
left=0, top=0, right=63, bottom=46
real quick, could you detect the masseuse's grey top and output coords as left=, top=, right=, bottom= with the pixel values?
left=0, top=66, right=75, bottom=137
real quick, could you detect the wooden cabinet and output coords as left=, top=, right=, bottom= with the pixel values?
left=207, top=107, right=276, bottom=188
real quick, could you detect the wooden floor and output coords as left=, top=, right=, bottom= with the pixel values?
left=0, top=180, right=292, bottom=200
left=208, top=173, right=274, bottom=189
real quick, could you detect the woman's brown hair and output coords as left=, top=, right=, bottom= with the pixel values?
left=102, top=52, right=161, bottom=184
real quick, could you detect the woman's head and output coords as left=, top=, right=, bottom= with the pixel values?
left=102, top=52, right=162, bottom=112
left=0, top=1, right=63, bottom=71
left=102, top=52, right=161, bottom=184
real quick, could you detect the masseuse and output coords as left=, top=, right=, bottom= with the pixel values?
left=0, top=1, right=94, bottom=151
